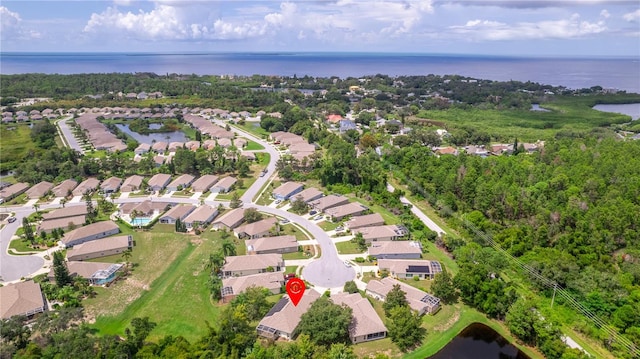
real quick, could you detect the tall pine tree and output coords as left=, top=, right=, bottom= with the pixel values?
left=53, top=251, right=72, bottom=287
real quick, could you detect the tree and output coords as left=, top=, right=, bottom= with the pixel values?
left=195, top=130, right=202, bottom=142
left=229, top=193, right=242, bottom=209
left=230, top=286, right=272, bottom=321
left=431, top=269, right=457, bottom=304
left=22, top=217, right=35, bottom=245
left=343, top=281, right=358, bottom=294
left=351, top=232, right=367, bottom=252
left=121, top=249, right=133, bottom=267
left=243, top=208, right=263, bottom=223
left=221, top=239, right=237, bottom=257
left=124, top=317, right=156, bottom=354
left=53, top=251, right=72, bottom=287
left=387, top=305, right=425, bottom=352
left=327, top=343, right=357, bottom=359
left=290, top=196, right=309, bottom=215
left=383, top=284, right=408, bottom=316
left=216, top=304, right=257, bottom=357
left=506, top=298, right=539, bottom=345
left=295, top=297, right=352, bottom=347
left=85, top=193, right=96, bottom=224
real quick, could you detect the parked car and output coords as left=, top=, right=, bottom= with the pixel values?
left=284, top=273, right=296, bottom=281
left=309, top=210, right=317, bottom=216
left=335, top=226, right=344, bottom=232
left=7, top=217, right=16, bottom=223
left=314, top=215, right=324, bottom=220
left=280, top=219, right=290, bottom=224
left=343, top=260, right=351, bottom=267
left=275, top=199, right=282, bottom=204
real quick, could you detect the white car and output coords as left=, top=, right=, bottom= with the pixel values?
left=344, top=260, right=351, bottom=267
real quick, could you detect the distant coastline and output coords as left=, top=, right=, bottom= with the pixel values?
left=1, top=52, right=639, bottom=93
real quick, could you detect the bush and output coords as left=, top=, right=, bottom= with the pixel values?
left=413, top=275, right=420, bottom=281
left=354, top=257, right=365, bottom=263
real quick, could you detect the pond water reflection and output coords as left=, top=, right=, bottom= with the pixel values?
left=429, top=323, right=529, bottom=359
left=116, top=124, right=189, bottom=144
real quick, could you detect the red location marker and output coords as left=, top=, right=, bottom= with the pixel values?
left=286, top=278, right=306, bottom=306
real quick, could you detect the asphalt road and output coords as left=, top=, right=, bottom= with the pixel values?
left=56, top=116, right=84, bottom=153
left=0, top=207, right=44, bottom=282
left=387, top=183, right=445, bottom=235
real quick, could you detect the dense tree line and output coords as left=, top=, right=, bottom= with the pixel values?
left=385, top=138, right=640, bottom=355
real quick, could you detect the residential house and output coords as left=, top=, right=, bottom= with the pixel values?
left=52, top=179, right=78, bottom=197
left=191, top=175, right=219, bottom=193
left=42, top=206, right=88, bottom=221
left=353, top=225, right=409, bottom=244
left=37, top=213, right=86, bottom=234
left=272, top=182, right=304, bottom=201
left=221, top=272, right=284, bottom=303
left=0, top=182, right=29, bottom=202
left=377, top=259, right=442, bottom=280
left=331, top=293, right=387, bottom=344
left=0, top=281, right=46, bottom=319
left=48, top=261, right=124, bottom=286
left=25, top=181, right=53, bottom=199
left=166, top=174, right=195, bottom=191
left=134, top=143, right=151, bottom=155
left=66, top=235, right=133, bottom=261
left=119, top=200, right=166, bottom=217
left=310, top=195, right=349, bottom=212
left=221, top=254, right=284, bottom=278
left=72, top=178, right=100, bottom=196
left=159, top=205, right=195, bottom=224
left=211, top=177, right=237, bottom=193
left=325, top=202, right=367, bottom=221
left=183, top=205, right=219, bottom=229
left=185, top=141, right=200, bottom=151
left=168, top=141, right=184, bottom=152
left=148, top=174, right=171, bottom=192
left=434, top=146, right=459, bottom=156
left=366, top=277, right=440, bottom=315
left=212, top=208, right=245, bottom=230
left=246, top=235, right=298, bottom=255
left=121, top=175, right=144, bottom=193
left=234, top=217, right=278, bottom=239
left=345, top=213, right=384, bottom=230
left=257, top=289, right=320, bottom=340
left=293, top=187, right=324, bottom=204
left=464, top=145, right=489, bottom=157
left=151, top=141, right=168, bottom=153
left=339, top=119, right=357, bottom=133
left=153, top=155, right=165, bottom=167
left=100, top=176, right=122, bottom=194
left=368, top=241, right=422, bottom=260
left=60, top=221, right=120, bottom=248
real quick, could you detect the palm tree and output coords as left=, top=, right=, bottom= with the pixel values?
left=121, top=249, right=133, bottom=267
left=208, top=251, right=225, bottom=275
left=221, top=240, right=236, bottom=257
left=32, top=203, right=40, bottom=215
left=60, top=198, right=67, bottom=208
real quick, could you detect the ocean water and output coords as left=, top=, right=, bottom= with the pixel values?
left=1, top=52, right=638, bottom=93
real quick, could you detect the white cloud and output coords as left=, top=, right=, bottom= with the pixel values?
left=0, top=6, right=41, bottom=41
left=623, top=9, right=640, bottom=21
left=450, top=13, right=607, bottom=40
left=600, top=9, right=610, bottom=18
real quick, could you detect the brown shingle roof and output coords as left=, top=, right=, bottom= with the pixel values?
left=51, top=179, right=78, bottom=197
left=310, top=194, right=349, bottom=212
left=121, top=175, right=143, bottom=192
left=246, top=235, right=298, bottom=253
left=235, top=217, right=278, bottom=237
left=331, top=293, right=387, bottom=341
left=72, top=178, right=100, bottom=196
left=345, top=213, right=384, bottom=230
left=191, top=175, right=219, bottom=192
left=222, top=272, right=284, bottom=298
left=272, top=182, right=303, bottom=198
left=42, top=206, right=88, bottom=220
left=213, top=208, right=245, bottom=228
left=183, top=205, right=218, bottom=223
left=61, top=221, right=119, bottom=246
left=66, top=235, right=131, bottom=260
left=222, top=254, right=283, bottom=274
left=25, top=181, right=53, bottom=199
left=368, top=241, right=422, bottom=257
left=0, top=281, right=45, bottom=319
left=257, top=289, right=320, bottom=337
left=161, top=205, right=196, bottom=221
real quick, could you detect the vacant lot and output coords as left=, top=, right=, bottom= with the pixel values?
left=86, top=225, right=227, bottom=342
left=0, top=124, right=36, bottom=172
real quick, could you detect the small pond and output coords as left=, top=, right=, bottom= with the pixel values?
left=429, top=323, right=529, bottom=359
left=530, top=104, right=550, bottom=112
left=116, top=124, right=189, bottom=144
left=592, top=103, right=640, bottom=121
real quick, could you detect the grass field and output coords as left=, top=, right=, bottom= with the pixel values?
left=414, top=95, right=640, bottom=142
left=243, top=139, right=264, bottom=151
left=0, top=124, right=37, bottom=172
left=86, top=225, right=226, bottom=342
left=233, top=122, right=270, bottom=139
left=335, top=240, right=364, bottom=255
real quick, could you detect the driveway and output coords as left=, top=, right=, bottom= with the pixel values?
left=387, top=183, right=445, bottom=235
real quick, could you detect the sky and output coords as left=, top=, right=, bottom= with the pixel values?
left=1, top=0, right=639, bottom=56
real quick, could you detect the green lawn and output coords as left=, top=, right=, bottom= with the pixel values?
left=0, top=124, right=37, bottom=172
left=317, top=220, right=338, bottom=231
left=335, top=240, right=364, bottom=255
left=283, top=251, right=313, bottom=260
left=87, top=226, right=226, bottom=342
left=243, top=140, right=264, bottom=151
left=285, top=265, right=299, bottom=274
left=276, top=224, right=312, bottom=241
left=9, top=238, right=47, bottom=253
left=232, top=122, right=270, bottom=139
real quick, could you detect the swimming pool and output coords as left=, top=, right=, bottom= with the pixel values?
left=129, top=217, right=152, bottom=226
